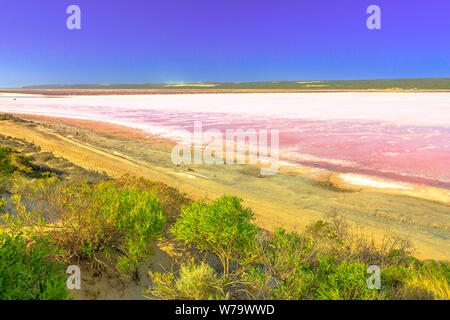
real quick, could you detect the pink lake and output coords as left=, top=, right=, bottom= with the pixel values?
left=1, top=92, right=449, bottom=188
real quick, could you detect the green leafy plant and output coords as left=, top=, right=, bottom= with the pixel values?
left=0, top=147, right=35, bottom=178
left=0, top=232, right=68, bottom=300
left=0, top=194, right=47, bottom=235
left=0, top=147, right=16, bottom=177
left=382, top=260, right=450, bottom=300
left=0, top=114, right=15, bottom=121
left=258, top=228, right=316, bottom=281
left=313, top=257, right=381, bottom=300
left=56, top=179, right=167, bottom=274
left=172, top=196, right=258, bottom=274
left=245, top=228, right=317, bottom=299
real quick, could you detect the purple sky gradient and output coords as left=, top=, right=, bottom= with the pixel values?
left=0, top=0, right=449, bottom=87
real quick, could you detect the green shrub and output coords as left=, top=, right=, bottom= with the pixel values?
left=112, top=175, right=190, bottom=221
left=0, top=147, right=35, bottom=178
left=244, top=256, right=383, bottom=300
left=0, top=114, right=14, bottom=121
left=243, top=228, right=317, bottom=299
left=57, top=179, right=167, bottom=274
left=0, top=232, right=68, bottom=300
left=313, top=257, right=381, bottom=300
left=148, top=262, right=229, bottom=300
left=0, top=147, right=16, bottom=177
left=247, top=227, right=386, bottom=300
left=305, top=216, right=413, bottom=268
left=172, top=196, right=258, bottom=274
left=382, top=260, right=450, bottom=299
left=257, top=228, right=316, bottom=280
left=0, top=194, right=46, bottom=234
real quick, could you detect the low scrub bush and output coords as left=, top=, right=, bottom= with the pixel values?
left=306, top=215, right=413, bottom=267
left=112, top=175, right=190, bottom=222
left=382, top=260, right=450, bottom=300
left=0, top=194, right=46, bottom=234
left=0, top=147, right=36, bottom=178
left=0, top=232, right=68, bottom=300
left=0, top=147, right=15, bottom=177
left=172, top=196, right=258, bottom=274
left=148, top=262, right=230, bottom=300
left=0, top=114, right=15, bottom=121
left=257, top=228, right=316, bottom=281
left=243, top=228, right=317, bottom=299
left=244, top=217, right=417, bottom=300
left=313, top=257, right=381, bottom=300
left=55, top=179, right=167, bottom=274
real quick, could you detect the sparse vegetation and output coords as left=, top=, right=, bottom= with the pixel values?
left=55, top=178, right=167, bottom=274
left=0, top=141, right=448, bottom=300
left=147, top=262, right=230, bottom=300
left=17, top=78, right=450, bottom=91
left=0, top=147, right=35, bottom=178
left=0, top=114, right=15, bottom=121
left=0, top=148, right=16, bottom=177
left=382, top=260, right=450, bottom=300
left=313, top=173, right=360, bottom=192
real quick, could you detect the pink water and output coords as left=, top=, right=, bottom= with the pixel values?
left=1, top=93, right=449, bottom=187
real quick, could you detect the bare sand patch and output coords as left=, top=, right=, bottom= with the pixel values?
left=340, top=173, right=413, bottom=190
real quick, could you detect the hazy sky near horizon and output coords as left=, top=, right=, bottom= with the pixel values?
left=0, top=0, right=449, bottom=87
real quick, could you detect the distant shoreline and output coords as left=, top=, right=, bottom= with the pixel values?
left=2, top=77, right=450, bottom=94
left=1, top=88, right=450, bottom=96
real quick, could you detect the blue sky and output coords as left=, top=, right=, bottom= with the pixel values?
left=0, top=0, right=449, bottom=87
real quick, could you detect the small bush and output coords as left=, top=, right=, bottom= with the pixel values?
left=382, top=261, right=450, bottom=300
left=54, top=179, right=167, bottom=274
left=0, top=147, right=16, bottom=177
left=314, top=257, right=381, bottom=300
left=258, top=228, right=316, bottom=280
left=0, top=114, right=14, bottom=121
left=0, top=147, right=35, bottom=178
left=172, top=196, right=258, bottom=274
left=112, top=175, right=190, bottom=220
left=0, top=194, right=46, bottom=234
left=148, top=262, right=229, bottom=300
left=306, top=215, right=413, bottom=267
left=0, top=232, right=68, bottom=300
left=243, top=228, right=317, bottom=299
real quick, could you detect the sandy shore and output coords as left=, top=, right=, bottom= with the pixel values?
left=0, top=115, right=448, bottom=261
